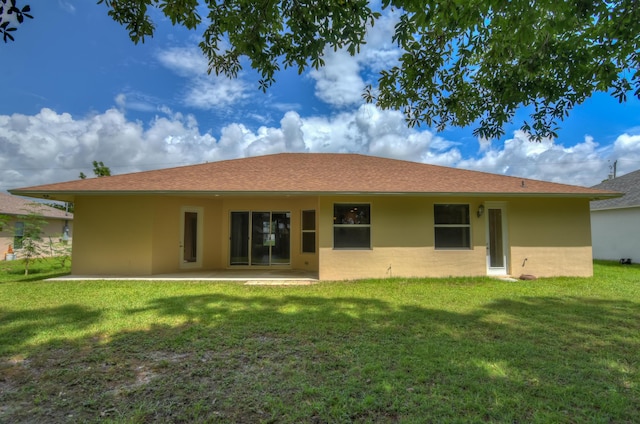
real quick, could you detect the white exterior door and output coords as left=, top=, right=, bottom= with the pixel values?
left=486, top=203, right=508, bottom=275
left=180, top=206, right=203, bottom=269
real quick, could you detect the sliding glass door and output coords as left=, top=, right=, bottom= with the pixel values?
left=230, top=211, right=290, bottom=266
left=230, top=211, right=250, bottom=265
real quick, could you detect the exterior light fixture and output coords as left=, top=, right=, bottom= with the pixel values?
left=477, top=205, right=485, bottom=218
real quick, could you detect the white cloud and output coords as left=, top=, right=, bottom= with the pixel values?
left=309, top=50, right=366, bottom=107
left=2, top=107, right=640, bottom=192
left=0, top=108, right=211, bottom=190
left=155, top=46, right=250, bottom=110
left=183, top=76, right=250, bottom=109
left=280, top=111, right=307, bottom=152
left=151, top=11, right=401, bottom=114
left=156, top=47, right=208, bottom=77
left=612, top=133, right=640, bottom=177
left=458, top=132, right=611, bottom=186
left=58, top=1, right=76, bottom=13
left=307, top=9, right=401, bottom=109
left=360, top=10, right=403, bottom=72
left=352, top=105, right=457, bottom=162
left=114, top=93, right=160, bottom=113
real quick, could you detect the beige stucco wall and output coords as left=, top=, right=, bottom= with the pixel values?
left=318, top=196, right=593, bottom=280
left=69, top=194, right=593, bottom=279
left=147, top=196, right=225, bottom=273
left=72, top=196, right=154, bottom=275
left=508, top=197, right=593, bottom=277
left=71, top=195, right=319, bottom=275
left=318, top=196, right=487, bottom=280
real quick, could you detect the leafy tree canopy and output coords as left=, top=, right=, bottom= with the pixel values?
left=11, top=1, right=640, bottom=140
left=0, top=0, right=32, bottom=42
left=91, top=160, right=112, bottom=177
left=80, top=161, right=112, bottom=179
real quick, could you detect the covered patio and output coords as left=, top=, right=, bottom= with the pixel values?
left=48, top=268, right=319, bottom=283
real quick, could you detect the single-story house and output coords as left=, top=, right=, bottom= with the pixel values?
left=0, top=192, right=73, bottom=260
left=590, top=169, right=640, bottom=263
left=10, top=153, right=619, bottom=280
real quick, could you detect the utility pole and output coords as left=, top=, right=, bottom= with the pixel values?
left=608, top=160, right=618, bottom=179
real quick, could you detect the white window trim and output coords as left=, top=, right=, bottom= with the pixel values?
left=434, top=203, right=472, bottom=250
left=333, top=203, right=372, bottom=250
left=301, top=210, right=316, bottom=254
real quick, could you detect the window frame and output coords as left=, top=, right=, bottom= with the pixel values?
left=13, top=221, right=25, bottom=249
left=333, top=203, right=371, bottom=249
left=433, top=204, right=471, bottom=250
left=301, top=210, right=316, bottom=254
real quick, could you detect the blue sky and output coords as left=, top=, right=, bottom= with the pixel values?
left=1, top=0, right=640, bottom=192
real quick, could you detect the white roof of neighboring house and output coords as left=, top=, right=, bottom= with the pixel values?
left=0, top=192, right=73, bottom=220
left=591, top=169, right=640, bottom=210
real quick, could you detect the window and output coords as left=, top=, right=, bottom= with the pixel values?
left=14, top=222, right=24, bottom=249
left=333, top=204, right=370, bottom=249
left=301, top=210, right=316, bottom=253
left=434, top=204, right=470, bottom=249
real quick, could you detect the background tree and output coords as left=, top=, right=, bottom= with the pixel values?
left=0, top=213, right=10, bottom=256
left=46, top=235, right=72, bottom=268
left=80, top=160, right=112, bottom=179
left=14, top=204, right=47, bottom=275
left=45, top=202, right=74, bottom=214
left=0, top=0, right=32, bottom=43
left=0, top=213, right=9, bottom=232
left=92, top=160, right=111, bottom=177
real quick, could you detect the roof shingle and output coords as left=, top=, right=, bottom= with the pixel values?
left=0, top=192, right=73, bottom=219
left=590, top=169, right=640, bottom=210
left=11, top=153, right=619, bottom=200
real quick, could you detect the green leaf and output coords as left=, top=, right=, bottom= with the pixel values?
left=83, top=0, right=640, bottom=140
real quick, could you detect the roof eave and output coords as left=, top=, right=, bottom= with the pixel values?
left=0, top=211, right=73, bottom=220
left=591, top=204, right=640, bottom=211
left=9, top=189, right=621, bottom=201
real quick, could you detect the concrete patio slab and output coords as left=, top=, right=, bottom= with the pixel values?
left=47, top=269, right=319, bottom=283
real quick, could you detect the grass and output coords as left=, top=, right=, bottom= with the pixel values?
left=0, top=260, right=639, bottom=423
left=0, top=256, right=71, bottom=283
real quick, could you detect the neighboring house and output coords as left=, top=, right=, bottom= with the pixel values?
left=590, top=169, right=640, bottom=263
left=0, top=192, right=73, bottom=259
left=10, top=153, right=618, bottom=280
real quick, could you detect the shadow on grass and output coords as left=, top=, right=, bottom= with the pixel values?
left=0, top=305, right=102, bottom=353
left=1, top=271, right=72, bottom=283
left=1, top=292, right=639, bottom=423
left=0, top=258, right=71, bottom=283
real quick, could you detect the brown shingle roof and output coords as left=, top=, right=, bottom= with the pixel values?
left=0, top=192, right=73, bottom=219
left=10, top=153, right=619, bottom=200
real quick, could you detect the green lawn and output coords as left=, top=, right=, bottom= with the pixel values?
left=1, top=261, right=639, bottom=423
left=0, top=256, right=71, bottom=283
